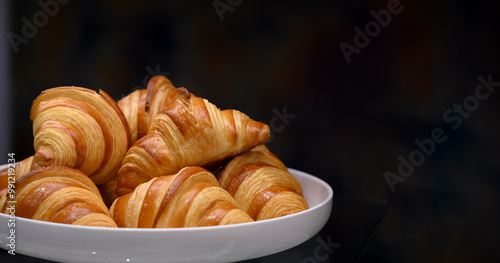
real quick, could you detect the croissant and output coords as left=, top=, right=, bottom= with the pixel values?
left=0, top=167, right=117, bottom=227
left=30, top=87, right=131, bottom=185
left=217, top=145, right=309, bottom=220
left=110, top=166, right=253, bottom=228
left=117, top=88, right=270, bottom=196
left=0, top=156, right=34, bottom=197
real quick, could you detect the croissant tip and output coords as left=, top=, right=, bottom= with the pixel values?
left=149, top=75, right=172, bottom=84
left=259, top=124, right=271, bottom=142
left=176, top=87, right=191, bottom=99
left=145, top=75, right=174, bottom=111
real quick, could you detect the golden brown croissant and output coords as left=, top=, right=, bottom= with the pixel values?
left=110, top=166, right=253, bottom=228
left=217, top=146, right=309, bottom=220
left=0, top=156, right=34, bottom=198
left=116, top=88, right=270, bottom=196
left=30, top=87, right=131, bottom=185
left=0, top=167, right=117, bottom=227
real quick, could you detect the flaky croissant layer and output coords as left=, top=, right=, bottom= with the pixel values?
left=110, top=166, right=253, bottom=228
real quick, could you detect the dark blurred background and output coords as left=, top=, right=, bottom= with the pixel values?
left=1, top=0, right=500, bottom=262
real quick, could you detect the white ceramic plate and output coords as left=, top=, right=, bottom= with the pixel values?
left=0, top=167, right=333, bottom=263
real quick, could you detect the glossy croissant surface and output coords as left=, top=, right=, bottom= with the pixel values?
left=110, top=166, right=253, bottom=228
left=117, top=88, right=270, bottom=196
left=30, top=87, right=130, bottom=185
left=217, top=146, right=309, bottom=221
left=0, top=167, right=117, bottom=227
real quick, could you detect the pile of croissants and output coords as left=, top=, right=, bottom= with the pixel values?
left=0, top=76, right=308, bottom=228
